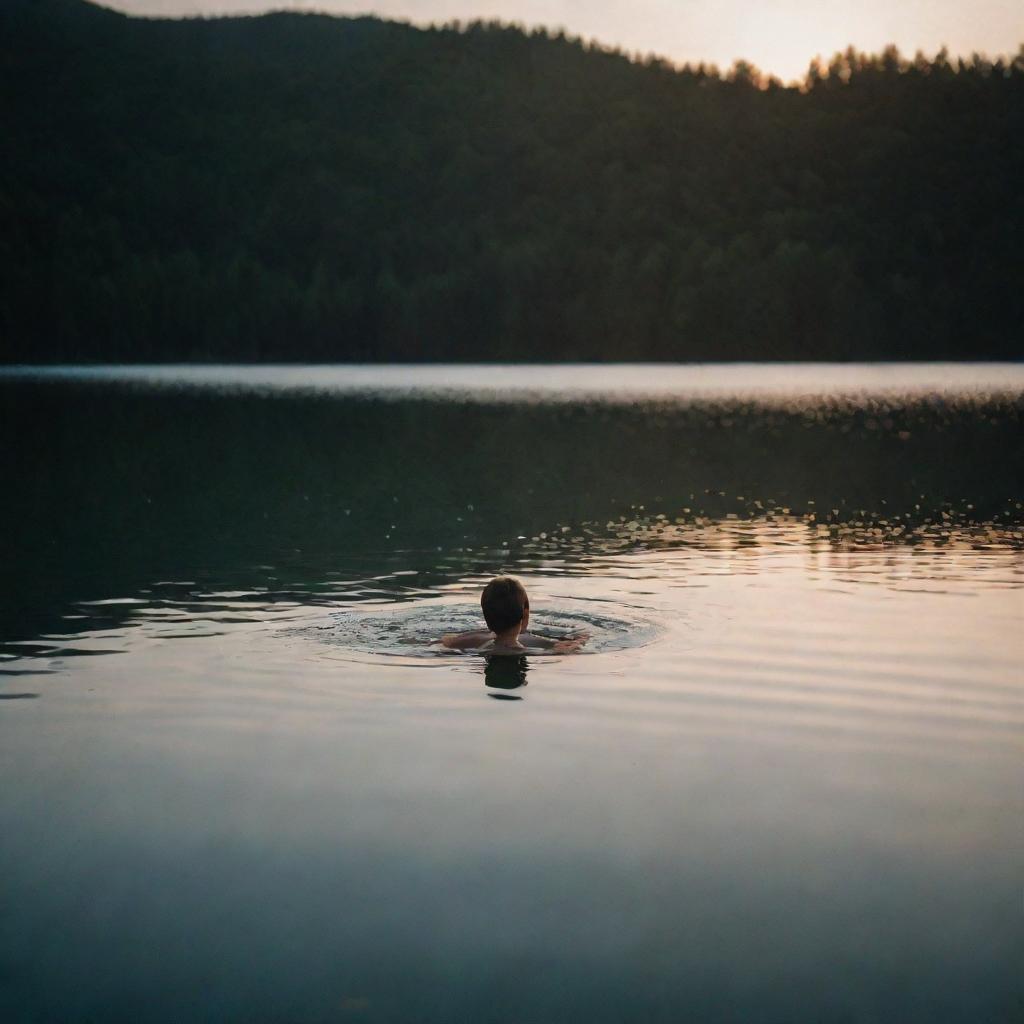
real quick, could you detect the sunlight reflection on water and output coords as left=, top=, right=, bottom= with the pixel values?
left=6, top=361, right=1024, bottom=403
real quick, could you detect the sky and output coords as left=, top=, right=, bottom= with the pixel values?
left=104, top=0, right=1023, bottom=83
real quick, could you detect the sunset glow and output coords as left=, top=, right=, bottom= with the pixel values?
left=108, top=0, right=1024, bottom=82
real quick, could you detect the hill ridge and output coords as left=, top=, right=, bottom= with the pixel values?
left=2, top=0, right=1022, bottom=361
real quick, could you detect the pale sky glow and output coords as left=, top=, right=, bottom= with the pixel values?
left=104, top=0, right=1023, bottom=82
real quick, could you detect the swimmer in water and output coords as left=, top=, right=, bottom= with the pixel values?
left=440, top=576, right=588, bottom=655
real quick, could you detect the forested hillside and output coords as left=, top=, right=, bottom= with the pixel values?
left=2, top=0, right=1022, bottom=362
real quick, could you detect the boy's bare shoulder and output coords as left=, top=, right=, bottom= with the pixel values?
left=439, top=629, right=493, bottom=650
left=436, top=628, right=589, bottom=655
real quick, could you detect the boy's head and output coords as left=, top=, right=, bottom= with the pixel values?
left=481, top=576, right=529, bottom=634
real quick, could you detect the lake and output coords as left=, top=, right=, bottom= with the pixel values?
left=1, top=364, right=1021, bottom=1023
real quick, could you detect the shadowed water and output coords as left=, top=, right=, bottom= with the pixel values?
left=0, top=365, right=1021, bottom=1023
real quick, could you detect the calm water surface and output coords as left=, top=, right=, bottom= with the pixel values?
left=1, top=365, right=1021, bottom=1023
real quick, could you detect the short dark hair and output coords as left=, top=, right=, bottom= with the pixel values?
left=481, top=576, right=528, bottom=632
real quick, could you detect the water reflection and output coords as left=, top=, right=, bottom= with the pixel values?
left=484, top=655, right=529, bottom=699
left=2, top=369, right=1021, bottom=654
left=0, top=514, right=1020, bottom=667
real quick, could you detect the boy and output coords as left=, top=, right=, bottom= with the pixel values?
left=441, top=576, right=587, bottom=655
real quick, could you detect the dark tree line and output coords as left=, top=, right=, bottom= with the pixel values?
left=1, top=0, right=1022, bottom=362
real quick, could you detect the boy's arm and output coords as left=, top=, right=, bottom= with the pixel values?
left=552, top=635, right=588, bottom=653
left=520, top=631, right=589, bottom=653
left=518, top=631, right=556, bottom=650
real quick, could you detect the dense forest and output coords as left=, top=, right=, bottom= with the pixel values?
left=1, top=0, right=1022, bottom=362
